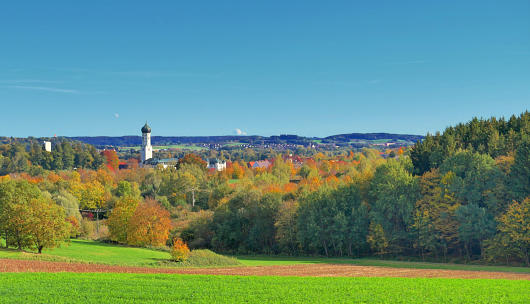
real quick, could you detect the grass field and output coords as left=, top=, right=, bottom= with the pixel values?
left=1, top=239, right=529, bottom=273
left=0, top=239, right=171, bottom=267
left=0, top=273, right=528, bottom=303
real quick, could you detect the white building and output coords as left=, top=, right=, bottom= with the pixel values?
left=43, top=141, right=52, bottom=152
left=207, top=158, right=227, bottom=171
left=141, top=122, right=153, bottom=163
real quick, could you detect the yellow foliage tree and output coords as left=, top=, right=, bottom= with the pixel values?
left=126, top=200, right=172, bottom=247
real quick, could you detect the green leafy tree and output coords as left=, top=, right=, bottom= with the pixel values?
left=0, top=180, right=42, bottom=249
left=455, top=204, right=496, bottom=261
left=274, top=201, right=299, bottom=255
left=508, top=139, right=530, bottom=201
left=369, top=160, right=419, bottom=254
left=367, top=222, right=388, bottom=255
left=26, top=197, right=70, bottom=253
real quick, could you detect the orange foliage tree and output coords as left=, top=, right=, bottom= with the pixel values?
left=177, top=153, right=206, bottom=169
left=101, top=150, right=119, bottom=171
left=126, top=199, right=172, bottom=247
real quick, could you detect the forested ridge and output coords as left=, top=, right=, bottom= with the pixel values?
left=0, top=112, right=528, bottom=266
left=0, top=138, right=103, bottom=175
left=411, top=111, right=529, bottom=175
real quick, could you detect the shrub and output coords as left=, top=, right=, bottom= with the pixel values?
left=171, top=238, right=190, bottom=262
left=180, top=249, right=241, bottom=267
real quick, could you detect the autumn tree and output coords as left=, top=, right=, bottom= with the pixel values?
left=101, top=150, right=119, bottom=171
left=107, top=196, right=140, bottom=243
left=72, top=180, right=106, bottom=209
left=485, top=198, right=530, bottom=265
left=412, top=170, right=460, bottom=261
left=26, top=197, right=70, bottom=253
left=0, top=179, right=70, bottom=252
left=0, top=180, right=42, bottom=249
left=231, top=161, right=245, bottom=179
left=127, top=200, right=171, bottom=247
left=177, top=153, right=207, bottom=170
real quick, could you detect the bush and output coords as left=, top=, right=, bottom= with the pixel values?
left=180, top=249, right=241, bottom=267
left=171, top=238, right=190, bottom=262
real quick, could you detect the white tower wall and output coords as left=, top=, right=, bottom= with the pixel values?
left=141, top=127, right=153, bottom=163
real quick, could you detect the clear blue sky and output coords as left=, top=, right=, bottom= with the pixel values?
left=1, top=1, right=528, bottom=137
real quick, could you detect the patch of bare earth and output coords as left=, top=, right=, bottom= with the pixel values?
left=0, top=259, right=528, bottom=280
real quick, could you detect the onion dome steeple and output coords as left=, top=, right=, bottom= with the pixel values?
left=141, top=122, right=151, bottom=133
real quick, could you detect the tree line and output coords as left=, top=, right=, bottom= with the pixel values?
left=0, top=139, right=103, bottom=175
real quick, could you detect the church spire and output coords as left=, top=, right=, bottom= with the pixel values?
left=141, top=122, right=151, bottom=133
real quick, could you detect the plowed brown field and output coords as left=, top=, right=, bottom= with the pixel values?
left=1, top=259, right=529, bottom=280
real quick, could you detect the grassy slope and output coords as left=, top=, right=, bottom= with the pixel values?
left=1, top=239, right=528, bottom=273
left=0, top=273, right=528, bottom=303
left=0, top=239, right=171, bottom=267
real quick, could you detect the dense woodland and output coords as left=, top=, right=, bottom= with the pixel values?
left=0, top=138, right=103, bottom=175
left=0, top=112, right=528, bottom=265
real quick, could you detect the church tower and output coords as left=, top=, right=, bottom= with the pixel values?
left=141, top=122, right=153, bottom=163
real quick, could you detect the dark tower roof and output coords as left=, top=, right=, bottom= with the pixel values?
left=141, top=122, right=151, bottom=133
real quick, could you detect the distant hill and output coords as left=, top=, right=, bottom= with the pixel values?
left=324, top=133, right=424, bottom=142
left=69, top=133, right=423, bottom=149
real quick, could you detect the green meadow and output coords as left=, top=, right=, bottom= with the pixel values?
left=0, top=273, right=528, bottom=303
left=1, top=239, right=530, bottom=273
left=0, top=239, right=171, bottom=267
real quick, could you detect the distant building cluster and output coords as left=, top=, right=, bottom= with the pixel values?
left=207, top=158, right=227, bottom=171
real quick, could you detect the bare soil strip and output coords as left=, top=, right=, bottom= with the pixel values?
left=1, top=259, right=528, bottom=280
